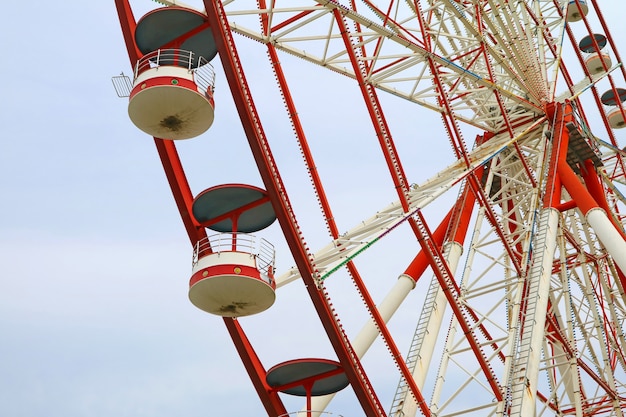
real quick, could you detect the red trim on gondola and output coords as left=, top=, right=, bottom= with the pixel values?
left=190, top=264, right=261, bottom=287
left=129, top=76, right=199, bottom=100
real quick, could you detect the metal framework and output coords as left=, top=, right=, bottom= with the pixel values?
left=114, top=0, right=626, bottom=415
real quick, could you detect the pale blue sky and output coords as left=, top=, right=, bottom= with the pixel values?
left=0, top=2, right=409, bottom=415
left=2, top=1, right=626, bottom=417
left=0, top=2, right=267, bottom=416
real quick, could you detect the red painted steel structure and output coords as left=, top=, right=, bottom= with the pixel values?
left=202, top=1, right=385, bottom=414
left=114, top=2, right=288, bottom=414
left=114, top=1, right=626, bottom=416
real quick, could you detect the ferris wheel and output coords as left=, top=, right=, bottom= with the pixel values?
left=113, top=0, right=626, bottom=416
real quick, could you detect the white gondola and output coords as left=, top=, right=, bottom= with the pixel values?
left=607, top=107, right=626, bottom=129
left=189, top=234, right=276, bottom=317
left=601, top=88, right=626, bottom=129
left=566, top=0, right=588, bottom=22
left=127, top=6, right=218, bottom=140
left=579, top=34, right=611, bottom=74
left=584, top=52, right=611, bottom=74
left=188, top=184, right=278, bottom=317
left=127, top=49, right=215, bottom=140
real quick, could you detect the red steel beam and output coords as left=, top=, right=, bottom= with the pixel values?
left=114, top=0, right=205, bottom=245
left=114, top=0, right=140, bottom=65
left=153, top=139, right=206, bottom=244
left=202, top=1, right=385, bottom=415
left=332, top=10, right=411, bottom=211
left=223, top=319, right=288, bottom=416
left=114, top=1, right=281, bottom=414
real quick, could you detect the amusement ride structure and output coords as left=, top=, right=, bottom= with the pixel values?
left=113, top=0, right=626, bottom=415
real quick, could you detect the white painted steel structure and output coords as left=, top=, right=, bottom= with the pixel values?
left=115, top=0, right=626, bottom=416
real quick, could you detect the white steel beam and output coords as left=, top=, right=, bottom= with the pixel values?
left=396, top=242, right=464, bottom=417
left=305, top=273, right=416, bottom=416
left=507, top=207, right=560, bottom=416
left=586, top=208, right=626, bottom=276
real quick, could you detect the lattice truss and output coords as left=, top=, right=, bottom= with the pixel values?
left=398, top=128, right=626, bottom=416
left=220, top=0, right=567, bottom=130
left=217, top=0, right=626, bottom=415
left=144, top=0, right=626, bottom=415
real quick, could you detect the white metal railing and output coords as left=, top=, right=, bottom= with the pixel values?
left=192, top=233, right=275, bottom=275
left=133, top=48, right=216, bottom=96
left=111, top=73, right=133, bottom=97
